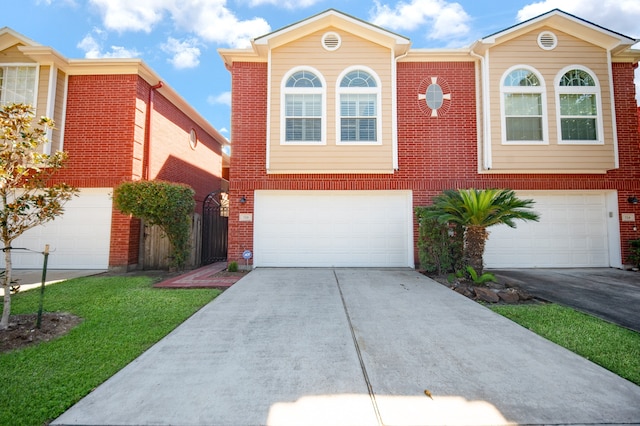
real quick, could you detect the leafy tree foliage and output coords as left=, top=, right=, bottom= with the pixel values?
left=415, top=206, right=464, bottom=275
left=0, top=103, right=78, bottom=330
left=424, top=188, right=540, bottom=275
left=113, top=180, right=195, bottom=269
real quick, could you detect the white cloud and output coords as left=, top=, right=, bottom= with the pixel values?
left=218, top=127, right=229, bottom=134
left=77, top=31, right=141, bottom=58
left=88, top=0, right=270, bottom=48
left=248, top=0, right=319, bottom=9
left=89, top=0, right=166, bottom=33
left=517, top=0, right=640, bottom=38
left=161, top=37, right=201, bottom=69
left=370, top=0, right=471, bottom=41
left=168, top=1, right=270, bottom=48
left=207, top=92, right=231, bottom=106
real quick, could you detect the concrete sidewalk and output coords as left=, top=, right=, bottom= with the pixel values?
left=53, top=268, right=640, bottom=425
left=0, top=269, right=106, bottom=296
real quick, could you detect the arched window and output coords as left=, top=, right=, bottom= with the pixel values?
left=337, top=68, right=381, bottom=144
left=282, top=68, right=325, bottom=144
left=501, top=67, right=546, bottom=143
left=555, top=67, right=601, bottom=143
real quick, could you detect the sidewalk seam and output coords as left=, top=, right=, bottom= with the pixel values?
left=333, top=269, right=384, bottom=426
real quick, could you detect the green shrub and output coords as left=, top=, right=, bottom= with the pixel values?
left=628, top=239, right=640, bottom=268
left=465, top=265, right=496, bottom=285
left=113, top=180, right=195, bottom=269
left=227, top=261, right=238, bottom=272
left=415, top=206, right=464, bottom=275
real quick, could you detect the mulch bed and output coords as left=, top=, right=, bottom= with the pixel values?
left=0, top=312, right=82, bottom=353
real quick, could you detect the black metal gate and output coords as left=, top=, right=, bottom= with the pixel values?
left=201, top=190, right=229, bottom=265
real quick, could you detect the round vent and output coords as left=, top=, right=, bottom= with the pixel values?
left=322, top=32, right=341, bottom=51
left=537, top=31, right=557, bottom=50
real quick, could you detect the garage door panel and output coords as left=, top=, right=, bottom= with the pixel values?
left=0, top=189, right=112, bottom=269
left=485, top=192, right=610, bottom=268
left=254, top=190, right=412, bottom=267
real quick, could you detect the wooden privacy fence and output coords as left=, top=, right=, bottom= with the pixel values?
left=143, top=213, right=202, bottom=270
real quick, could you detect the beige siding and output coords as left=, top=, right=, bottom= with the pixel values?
left=487, top=27, right=615, bottom=172
left=0, top=44, right=69, bottom=153
left=0, top=44, right=35, bottom=63
left=268, top=27, right=394, bottom=173
left=51, top=68, right=66, bottom=152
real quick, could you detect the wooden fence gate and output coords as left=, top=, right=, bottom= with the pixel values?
left=143, top=214, right=202, bottom=270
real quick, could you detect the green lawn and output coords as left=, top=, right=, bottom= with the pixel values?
left=492, top=303, right=640, bottom=386
left=0, top=275, right=220, bottom=426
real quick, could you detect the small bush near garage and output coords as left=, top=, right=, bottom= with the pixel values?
left=627, top=239, right=640, bottom=269
left=415, top=206, right=464, bottom=275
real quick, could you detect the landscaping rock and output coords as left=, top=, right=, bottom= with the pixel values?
left=474, top=286, right=500, bottom=303
left=498, top=289, right=520, bottom=304
left=454, top=286, right=474, bottom=298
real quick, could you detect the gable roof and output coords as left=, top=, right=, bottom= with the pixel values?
left=0, top=26, right=228, bottom=147
left=478, top=9, right=638, bottom=56
left=0, top=26, right=41, bottom=50
left=220, top=9, right=411, bottom=66
left=253, top=8, right=410, bottom=51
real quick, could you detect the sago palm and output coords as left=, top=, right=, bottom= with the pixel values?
left=425, top=188, right=540, bottom=275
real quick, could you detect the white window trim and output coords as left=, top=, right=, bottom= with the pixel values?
left=280, top=66, right=326, bottom=145
left=336, top=66, right=382, bottom=146
left=554, top=65, right=604, bottom=145
left=0, top=63, right=39, bottom=109
left=499, top=65, right=548, bottom=145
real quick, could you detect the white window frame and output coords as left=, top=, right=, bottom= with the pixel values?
left=500, top=65, right=548, bottom=145
left=0, top=63, right=39, bottom=108
left=336, top=66, right=382, bottom=146
left=554, top=65, right=604, bottom=145
left=280, top=66, right=326, bottom=145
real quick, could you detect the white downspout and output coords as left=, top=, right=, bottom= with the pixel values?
left=470, top=47, right=491, bottom=171
left=607, top=48, right=619, bottom=169
left=393, top=49, right=409, bottom=171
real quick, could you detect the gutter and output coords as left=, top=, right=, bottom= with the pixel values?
left=143, top=81, right=164, bottom=180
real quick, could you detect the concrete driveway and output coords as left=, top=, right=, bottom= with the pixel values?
left=53, top=268, right=640, bottom=426
left=490, top=268, right=640, bottom=332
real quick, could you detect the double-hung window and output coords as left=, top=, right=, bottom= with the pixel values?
left=556, top=67, right=601, bottom=144
left=0, top=65, right=38, bottom=107
left=501, top=67, right=546, bottom=144
left=337, top=68, right=380, bottom=144
left=282, top=69, right=324, bottom=144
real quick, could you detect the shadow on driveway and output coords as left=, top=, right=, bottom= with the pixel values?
left=489, top=268, right=640, bottom=332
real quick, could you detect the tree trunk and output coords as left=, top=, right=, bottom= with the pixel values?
left=1, top=247, right=11, bottom=330
left=464, top=225, right=488, bottom=275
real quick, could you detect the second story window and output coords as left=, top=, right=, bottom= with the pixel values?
left=337, top=68, right=381, bottom=144
left=282, top=69, right=324, bottom=144
left=0, top=65, right=37, bottom=107
left=501, top=67, right=546, bottom=144
left=556, top=67, right=601, bottom=144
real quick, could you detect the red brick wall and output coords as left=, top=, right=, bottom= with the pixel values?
left=53, top=75, right=224, bottom=269
left=139, top=81, right=224, bottom=215
left=53, top=74, right=139, bottom=268
left=229, top=59, right=640, bottom=267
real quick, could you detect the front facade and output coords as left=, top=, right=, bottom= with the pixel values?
left=0, top=28, right=227, bottom=270
left=220, top=9, right=640, bottom=269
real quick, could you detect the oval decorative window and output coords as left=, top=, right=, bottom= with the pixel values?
left=189, top=129, right=198, bottom=149
left=417, top=77, right=451, bottom=117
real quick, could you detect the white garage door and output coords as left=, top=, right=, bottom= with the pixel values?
left=485, top=192, right=615, bottom=268
left=254, top=190, right=413, bottom=267
left=1, top=188, right=112, bottom=269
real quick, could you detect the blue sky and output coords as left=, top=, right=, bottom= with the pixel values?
left=5, top=0, right=640, bottom=140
